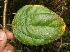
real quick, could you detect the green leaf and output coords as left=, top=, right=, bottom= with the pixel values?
left=12, top=5, right=66, bottom=46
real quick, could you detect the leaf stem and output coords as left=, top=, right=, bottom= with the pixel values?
left=7, top=24, right=13, bottom=27
left=3, top=0, right=8, bottom=32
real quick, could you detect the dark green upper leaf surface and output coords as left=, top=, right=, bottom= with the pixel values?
left=12, top=5, right=66, bottom=46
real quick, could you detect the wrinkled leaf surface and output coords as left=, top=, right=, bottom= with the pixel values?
left=12, top=5, right=66, bottom=46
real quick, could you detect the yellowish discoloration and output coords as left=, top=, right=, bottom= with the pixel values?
left=62, top=24, right=66, bottom=31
